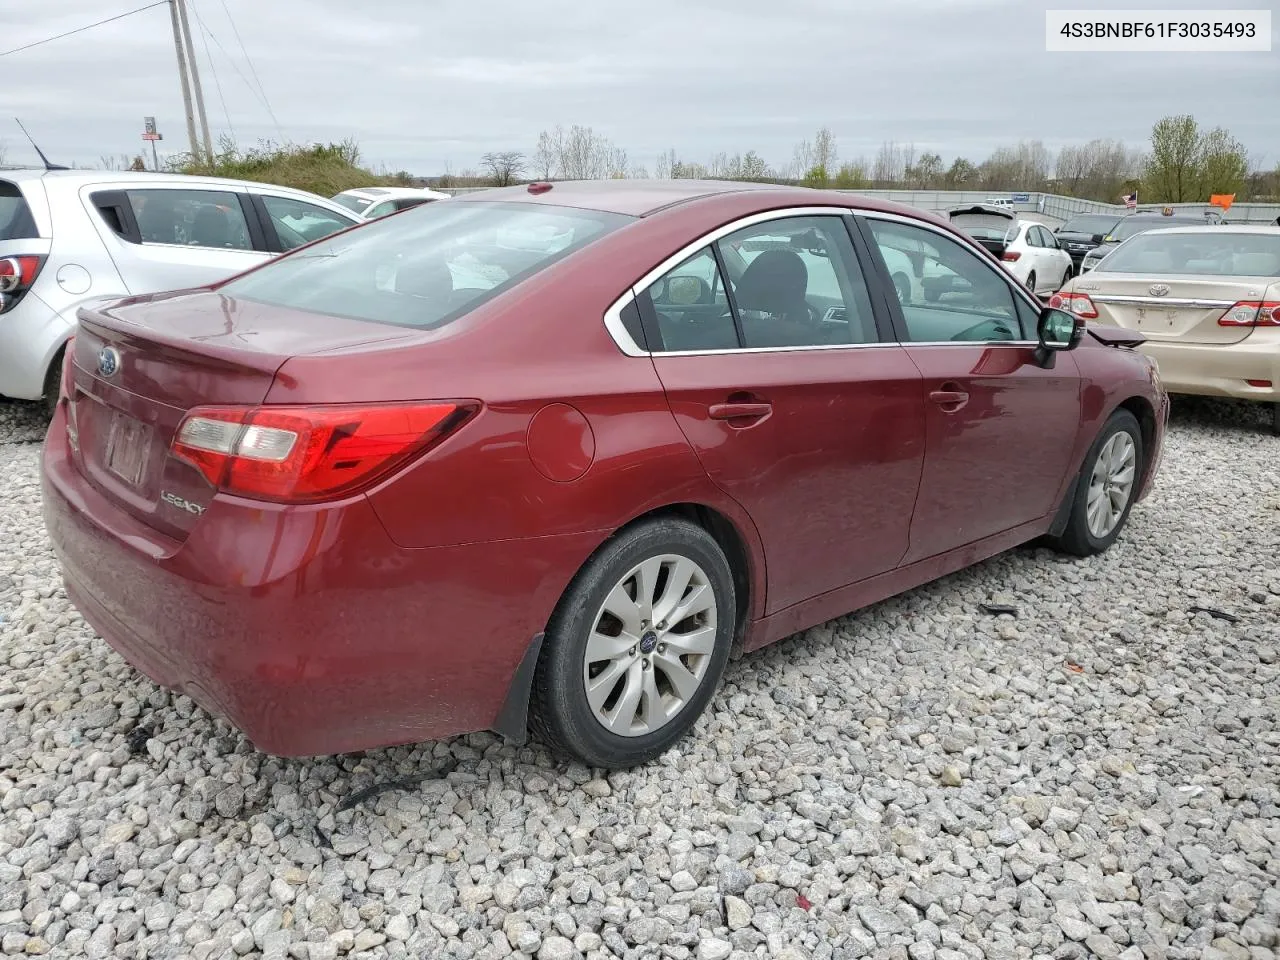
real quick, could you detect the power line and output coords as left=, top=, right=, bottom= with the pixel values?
left=0, top=2, right=170, bottom=58
left=217, top=0, right=282, bottom=137
left=186, top=1, right=279, bottom=135
left=190, top=0, right=236, bottom=145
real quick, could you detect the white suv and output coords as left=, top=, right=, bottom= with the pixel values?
left=0, top=169, right=362, bottom=410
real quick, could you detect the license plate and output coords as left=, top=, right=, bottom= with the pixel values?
left=105, top=412, right=151, bottom=487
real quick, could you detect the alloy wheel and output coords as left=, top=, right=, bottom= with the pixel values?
left=1086, top=431, right=1137, bottom=538
left=582, top=554, right=718, bottom=737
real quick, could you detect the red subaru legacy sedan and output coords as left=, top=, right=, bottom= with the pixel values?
left=42, top=180, right=1168, bottom=768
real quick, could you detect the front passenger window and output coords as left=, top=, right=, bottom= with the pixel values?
left=865, top=219, right=1018, bottom=344
left=261, top=196, right=354, bottom=251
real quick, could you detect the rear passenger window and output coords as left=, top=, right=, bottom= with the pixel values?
left=639, top=215, right=878, bottom=352
left=126, top=190, right=252, bottom=250
left=642, top=248, right=738, bottom=351
left=716, top=216, right=876, bottom=347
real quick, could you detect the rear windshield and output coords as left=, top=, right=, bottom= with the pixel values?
left=1096, top=232, right=1280, bottom=277
left=1, top=180, right=39, bottom=240
left=1108, top=217, right=1206, bottom=241
left=331, top=192, right=373, bottom=213
left=222, top=200, right=634, bottom=329
left=1059, top=215, right=1121, bottom=235
left=950, top=212, right=1015, bottom=241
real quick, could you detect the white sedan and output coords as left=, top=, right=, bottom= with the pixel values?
left=331, top=186, right=451, bottom=220
left=995, top=221, right=1075, bottom=296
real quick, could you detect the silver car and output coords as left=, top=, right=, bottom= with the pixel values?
left=0, top=170, right=362, bottom=410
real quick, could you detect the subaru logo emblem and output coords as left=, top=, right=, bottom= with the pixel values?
left=1149, top=283, right=1170, bottom=297
left=97, top=347, right=121, bottom=378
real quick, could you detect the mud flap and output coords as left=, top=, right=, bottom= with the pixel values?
left=490, top=632, right=544, bottom=744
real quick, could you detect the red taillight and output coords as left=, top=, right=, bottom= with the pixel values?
left=1001, top=251, right=1022, bottom=262
left=1049, top=291, right=1098, bottom=319
left=1217, top=301, right=1280, bottom=327
left=1245, top=379, right=1272, bottom=388
left=171, top=402, right=475, bottom=504
left=0, top=255, right=45, bottom=313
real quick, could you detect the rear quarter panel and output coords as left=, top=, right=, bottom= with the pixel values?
left=264, top=213, right=772, bottom=613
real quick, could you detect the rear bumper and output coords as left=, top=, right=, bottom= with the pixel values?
left=41, top=409, right=601, bottom=756
left=1143, top=335, right=1280, bottom=403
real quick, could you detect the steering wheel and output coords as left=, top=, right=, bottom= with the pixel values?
left=950, top=318, right=1016, bottom=342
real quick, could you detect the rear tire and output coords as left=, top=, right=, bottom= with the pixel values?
left=1059, top=265, right=1072, bottom=289
left=1050, top=409, right=1143, bottom=557
left=530, top=517, right=736, bottom=769
left=891, top=272, right=911, bottom=303
left=41, top=350, right=64, bottom=419
left=1270, top=402, right=1280, bottom=437
left=1026, top=271, right=1037, bottom=296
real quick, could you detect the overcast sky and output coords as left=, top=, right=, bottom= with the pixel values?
left=2, top=0, right=1277, bottom=175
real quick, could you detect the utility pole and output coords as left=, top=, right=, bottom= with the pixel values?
left=168, top=0, right=200, bottom=161
left=175, top=0, right=214, bottom=165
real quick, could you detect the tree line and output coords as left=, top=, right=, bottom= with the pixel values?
left=440, top=115, right=1278, bottom=204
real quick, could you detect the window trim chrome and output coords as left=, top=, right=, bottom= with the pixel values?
left=603, top=291, right=647, bottom=357
left=600, top=204, right=1048, bottom=358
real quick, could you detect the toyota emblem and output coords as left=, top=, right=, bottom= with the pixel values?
left=1149, top=283, right=1170, bottom=297
left=97, top=346, right=121, bottom=378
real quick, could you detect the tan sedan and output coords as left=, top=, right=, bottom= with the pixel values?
left=1052, top=225, right=1280, bottom=434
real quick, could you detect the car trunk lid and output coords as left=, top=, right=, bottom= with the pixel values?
left=1079, top=275, right=1273, bottom=345
left=68, top=288, right=418, bottom=539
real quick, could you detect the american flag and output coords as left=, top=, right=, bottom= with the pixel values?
left=1122, top=192, right=1137, bottom=209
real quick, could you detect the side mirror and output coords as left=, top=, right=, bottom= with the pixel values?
left=1034, top=307, right=1084, bottom=369
left=1091, top=233, right=1104, bottom=244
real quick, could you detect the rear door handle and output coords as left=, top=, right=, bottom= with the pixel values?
left=708, top=401, right=773, bottom=421
left=929, top=386, right=969, bottom=411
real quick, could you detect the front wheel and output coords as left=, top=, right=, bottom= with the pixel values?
left=530, top=517, right=737, bottom=768
left=1050, top=409, right=1143, bottom=556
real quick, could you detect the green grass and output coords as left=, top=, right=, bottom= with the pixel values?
left=176, top=138, right=413, bottom=198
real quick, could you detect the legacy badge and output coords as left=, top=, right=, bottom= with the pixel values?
left=161, top=491, right=204, bottom=516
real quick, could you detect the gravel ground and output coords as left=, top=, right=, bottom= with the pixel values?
left=1, top=396, right=1278, bottom=960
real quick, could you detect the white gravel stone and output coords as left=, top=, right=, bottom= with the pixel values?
left=2, top=395, right=1280, bottom=959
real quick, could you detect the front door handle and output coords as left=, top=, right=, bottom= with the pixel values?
left=929, top=385, right=969, bottom=412
left=708, top=401, right=773, bottom=421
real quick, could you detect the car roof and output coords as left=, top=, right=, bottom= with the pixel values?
left=1120, top=224, right=1280, bottom=236
left=449, top=178, right=948, bottom=222
left=337, top=186, right=448, bottom=200
left=0, top=166, right=334, bottom=199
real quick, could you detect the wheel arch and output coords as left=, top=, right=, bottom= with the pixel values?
left=1048, top=394, right=1153, bottom=538
left=490, top=499, right=765, bottom=744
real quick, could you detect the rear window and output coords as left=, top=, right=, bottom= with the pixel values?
left=221, top=200, right=634, bottom=329
left=1059, top=215, right=1120, bottom=235
left=1, top=181, right=39, bottom=240
left=949, top=213, right=1016, bottom=243
left=332, top=193, right=373, bottom=214
left=1109, top=217, right=1205, bottom=241
left=1096, top=232, right=1280, bottom=277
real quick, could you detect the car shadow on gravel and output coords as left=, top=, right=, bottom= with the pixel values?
left=1168, top=394, right=1276, bottom=435
left=0, top=399, right=49, bottom=446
